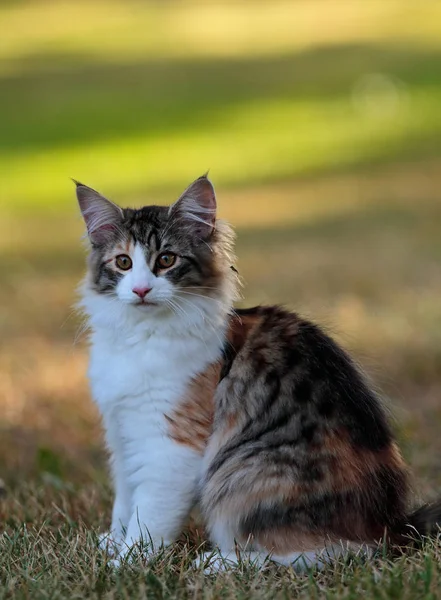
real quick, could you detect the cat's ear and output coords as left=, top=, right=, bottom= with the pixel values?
left=170, top=174, right=216, bottom=239
left=74, top=180, right=123, bottom=245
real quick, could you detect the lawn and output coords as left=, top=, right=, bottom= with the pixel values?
left=1, top=0, right=441, bottom=597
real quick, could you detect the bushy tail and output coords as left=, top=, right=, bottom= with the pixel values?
left=395, top=499, right=441, bottom=546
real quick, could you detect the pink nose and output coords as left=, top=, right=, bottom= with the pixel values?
left=132, top=286, right=152, bottom=299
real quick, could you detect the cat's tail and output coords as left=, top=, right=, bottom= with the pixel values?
left=394, top=499, right=441, bottom=545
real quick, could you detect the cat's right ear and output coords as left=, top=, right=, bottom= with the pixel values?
left=170, top=174, right=217, bottom=240
left=74, top=181, right=123, bottom=245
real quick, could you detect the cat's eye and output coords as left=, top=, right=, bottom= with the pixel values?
left=156, top=253, right=176, bottom=269
left=115, top=254, right=132, bottom=270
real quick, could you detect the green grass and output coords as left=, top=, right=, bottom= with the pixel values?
left=1, top=0, right=441, bottom=209
left=2, top=0, right=441, bottom=597
left=2, top=485, right=441, bottom=599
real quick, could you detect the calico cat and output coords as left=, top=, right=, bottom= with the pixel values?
left=76, top=175, right=441, bottom=570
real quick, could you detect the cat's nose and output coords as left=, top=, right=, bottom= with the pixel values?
left=132, top=286, right=152, bottom=299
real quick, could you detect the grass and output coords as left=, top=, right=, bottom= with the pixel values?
left=1, top=0, right=441, bottom=597
left=2, top=487, right=441, bottom=599
left=2, top=0, right=441, bottom=209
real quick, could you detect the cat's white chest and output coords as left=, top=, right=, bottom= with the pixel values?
left=88, top=323, right=224, bottom=492
left=88, top=326, right=223, bottom=415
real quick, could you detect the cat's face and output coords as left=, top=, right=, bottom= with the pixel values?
left=77, top=176, right=236, bottom=318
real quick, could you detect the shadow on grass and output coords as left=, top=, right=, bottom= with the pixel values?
left=2, top=42, right=441, bottom=156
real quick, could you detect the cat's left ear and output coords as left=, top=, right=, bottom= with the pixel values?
left=74, top=180, right=123, bottom=246
left=170, top=174, right=216, bottom=239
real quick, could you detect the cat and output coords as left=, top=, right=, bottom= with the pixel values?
left=76, top=175, right=441, bottom=571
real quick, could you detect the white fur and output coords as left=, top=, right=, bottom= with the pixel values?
left=195, top=549, right=327, bottom=574
left=196, top=542, right=373, bottom=574
left=80, top=244, right=233, bottom=560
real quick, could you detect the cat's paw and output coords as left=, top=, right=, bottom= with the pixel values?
left=106, top=547, right=136, bottom=570
left=97, top=531, right=122, bottom=557
left=194, top=551, right=237, bottom=574
left=108, top=556, right=124, bottom=570
left=106, top=540, right=158, bottom=569
left=194, top=550, right=266, bottom=574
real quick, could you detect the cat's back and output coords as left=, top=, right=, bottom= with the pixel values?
left=221, top=305, right=393, bottom=450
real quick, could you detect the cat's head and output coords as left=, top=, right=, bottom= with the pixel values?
left=76, top=175, right=239, bottom=327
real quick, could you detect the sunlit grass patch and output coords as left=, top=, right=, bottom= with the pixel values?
left=3, top=84, right=441, bottom=212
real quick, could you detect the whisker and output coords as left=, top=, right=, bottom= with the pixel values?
left=179, top=288, right=242, bottom=323
left=73, top=318, right=90, bottom=346
left=177, top=290, right=225, bottom=305
left=181, top=286, right=220, bottom=291
left=174, top=295, right=206, bottom=321
left=175, top=295, right=226, bottom=348
left=60, top=308, right=80, bottom=331
left=164, top=299, right=180, bottom=320
left=166, top=298, right=192, bottom=322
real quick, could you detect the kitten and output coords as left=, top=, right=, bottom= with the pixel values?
left=76, top=175, right=441, bottom=571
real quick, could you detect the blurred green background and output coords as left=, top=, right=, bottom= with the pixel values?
left=1, top=0, right=441, bottom=491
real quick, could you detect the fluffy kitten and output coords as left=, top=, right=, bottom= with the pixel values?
left=77, top=175, right=441, bottom=571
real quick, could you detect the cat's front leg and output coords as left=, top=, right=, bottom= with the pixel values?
left=98, top=481, right=131, bottom=555
left=117, top=443, right=201, bottom=563
left=100, top=412, right=132, bottom=551
left=99, top=480, right=131, bottom=554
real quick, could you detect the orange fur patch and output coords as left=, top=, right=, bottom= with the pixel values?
left=322, top=430, right=406, bottom=492
left=165, top=363, right=221, bottom=453
left=165, top=311, right=263, bottom=453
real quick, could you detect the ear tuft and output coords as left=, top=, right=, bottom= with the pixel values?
left=171, top=175, right=216, bottom=239
left=75, top=183, right=123, bottom=246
